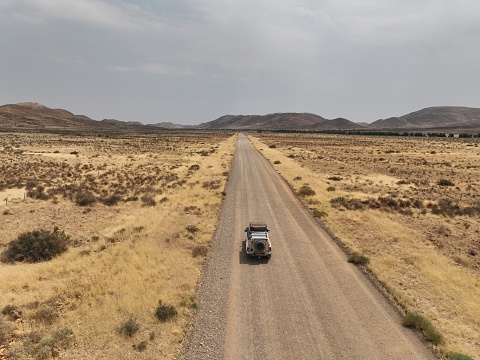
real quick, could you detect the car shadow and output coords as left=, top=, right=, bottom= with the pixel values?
left=239, top=240, right=270, bottom=265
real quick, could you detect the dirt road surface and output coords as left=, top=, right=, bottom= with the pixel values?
left=180, top=134, right=437, bottom=360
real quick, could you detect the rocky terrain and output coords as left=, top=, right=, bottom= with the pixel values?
left=1, top=102, right=480, bottom=132
left=368, top=106, right=480, bottom=130
left=195, top=113, right=360, bottom=130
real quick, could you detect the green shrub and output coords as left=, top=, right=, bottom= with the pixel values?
left=189, top=164, right=200, bottom=171
left=28, top=328, right=74, bottom=360
left=349, top=200, right=365, bottom=210
left=330, top=197, right=364, bottom=210
left=141, top=195, right=156, bottom=207
left=186, top=225, right=199, bottom=234
left=33, top=337, right=55, bottom=359
left=192, top=245, right=208, bottom=257
left=75, top=191, right=96, bottom=206
left=431, top=199, right=460, bottom=217
left=184, top=205, right=196, bottom=214
left=1, top=304, right=18, bottom=315
left=119, top=317, right=139, bottom=337
left=377, top=196, right=398, bottom=207
left=298, top=185, right=315, bottom=196
left=134, top=340, right=147, bottom=352
left=103, top=195, right=122, bottom=206
left=402, top=312, right=444, bottom=345
left=423, top=323, right=444, bottom=345
left=326, top=186, right=336, bottom=192
left=164, top=172, right=179, bottom=182
left=449, top=353, right=474, bottom=360
left=25, top=179, right=39, bottom=190
left=293, top=176, right=302, bottom=181
left=155, top=301, right=177, bottom=322
left=269, top=144, right=277, bottom=148
left=273, top=160, right=281, bottom=164
left=413, top=199, right=423, bottom=208
left=402, top=312, right=423, bottom=329
left=461, top=203, right=480, bottom=217
left=202, top=180, right=221, bottom=190
left=52, top=326, right=75, bottom=349
left=437, top=179, right=455, bottom=186
left=1, top=228, right=70, bottom=263
left=327, top=176, right=343, bottom=181
left=33, top=305, right=59, bottom=325
left=313, top=209, right=327, bottom=218
left=331, top=196, right=347, bottom=208
left=347, top=252, right=370, bottom=265
left=27, top=185, right=50, bottom=200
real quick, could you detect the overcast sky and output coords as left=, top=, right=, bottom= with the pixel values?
left=1, top=0, right=479, bottom=125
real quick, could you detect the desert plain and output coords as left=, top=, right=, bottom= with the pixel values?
left=0, top=131, right=235, bottom=359
left=0, top=130, right=479, bottom=359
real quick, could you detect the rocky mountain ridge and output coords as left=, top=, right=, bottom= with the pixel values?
left=367, top=106, right=480, bottom=130
left=1, top=102, right=479, bottom=132
left=195, top=113, right=360, bottom=130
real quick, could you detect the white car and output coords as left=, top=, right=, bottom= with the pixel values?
left=245, top=222, right=272, bottom=259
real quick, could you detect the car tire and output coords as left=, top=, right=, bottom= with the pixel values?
left=254, top=240, right=266, bottom=252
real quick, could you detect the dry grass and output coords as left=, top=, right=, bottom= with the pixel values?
left=0, top=131, right=236, bottom=359
left=250, top=133, right=480, bottom=359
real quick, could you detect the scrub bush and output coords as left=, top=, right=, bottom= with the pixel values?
left=1, top=228, right=70, bottom=263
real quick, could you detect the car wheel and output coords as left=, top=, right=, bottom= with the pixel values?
left=254, top=241, right=266, bottom=252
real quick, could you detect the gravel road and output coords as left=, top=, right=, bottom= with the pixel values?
left=179, top=134, right=437, bottom=360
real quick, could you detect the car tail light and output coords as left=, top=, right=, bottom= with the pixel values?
left=247, top=247, right=251, bottom=252
left=268, top=246, right=271, bottom=251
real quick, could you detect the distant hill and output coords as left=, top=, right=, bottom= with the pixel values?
left=147, top=122, right=194, bottom=129
left=0, top=102, right=153, bottom=133
left=195, top=113, right=361, bottom=130
left=0, top=102, right=196, bottom=132
left=0, top=102, right=92, bottom=127
left=368, top=106, right=480, bottom=130
left=101, top=119, right=144, bottom=126
left=0, top=102, right=106, bottom=132
left=356, top=122, right=370, bottom=127
left=2, top=102, right=479, bottom=133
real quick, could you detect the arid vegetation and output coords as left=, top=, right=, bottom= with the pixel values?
left=0, top=131, right=235, bottom=359
left=250, top=133, right=480, bottom=359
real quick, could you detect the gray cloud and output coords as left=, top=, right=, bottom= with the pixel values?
left=4, top=0, right=164, bottom=30
left=1, top=0, right=479, bottom=124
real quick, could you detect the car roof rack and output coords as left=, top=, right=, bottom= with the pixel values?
left=249, top=222, right=268, bottom=231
